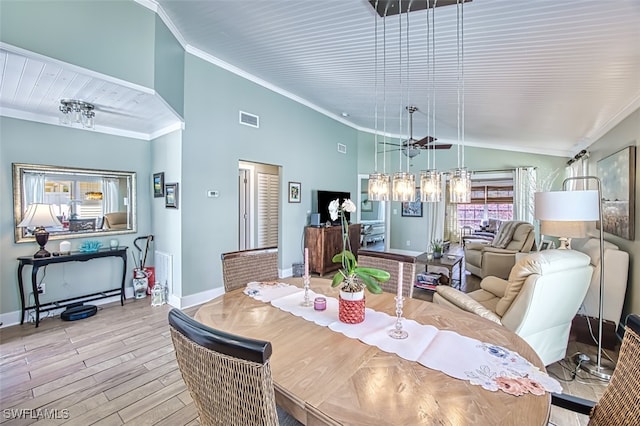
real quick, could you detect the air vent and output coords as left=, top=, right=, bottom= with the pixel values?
left=337, top=143, right=347, bottom=154
left=239, top=111, right=259, bottom=128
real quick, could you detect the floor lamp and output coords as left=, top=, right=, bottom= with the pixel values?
left=534, top=176, right=614, bottom=380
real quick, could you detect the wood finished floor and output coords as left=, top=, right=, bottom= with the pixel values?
left=1, top=275, right=616, bottom=425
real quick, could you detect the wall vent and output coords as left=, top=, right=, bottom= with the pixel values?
left=337, top=143, right=347, bottom=154
left=239, top=111, right=259, bottom=128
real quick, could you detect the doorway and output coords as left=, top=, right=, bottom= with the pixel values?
left=238, top=161, right=280, bottom=250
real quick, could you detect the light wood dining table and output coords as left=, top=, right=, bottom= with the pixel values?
left=194, top=277, right=551, bottom=425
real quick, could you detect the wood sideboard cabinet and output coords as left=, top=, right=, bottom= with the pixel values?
left=305, top=224, right=361, bottom=276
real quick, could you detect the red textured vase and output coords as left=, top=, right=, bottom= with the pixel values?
left=338, top=291, right=366, bottom=324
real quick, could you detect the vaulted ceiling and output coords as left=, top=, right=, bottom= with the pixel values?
left=2, top=0, right=639, bottom=156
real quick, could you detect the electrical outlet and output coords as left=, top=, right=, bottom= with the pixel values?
left=38, top=283, right=46, bottom=294
left=406, top=240, right=411, bottom=247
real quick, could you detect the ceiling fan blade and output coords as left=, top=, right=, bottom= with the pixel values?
left=414, top=136, right=437, bottom=146
left=429, top=144, right=453, bottom=150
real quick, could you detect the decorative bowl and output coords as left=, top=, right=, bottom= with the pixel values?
left=79, top=240, right=102, bottom=253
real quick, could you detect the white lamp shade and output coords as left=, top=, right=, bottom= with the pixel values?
left=18, top=204, right=63, bottom=228
left=534, top=190, right=599, bottom=221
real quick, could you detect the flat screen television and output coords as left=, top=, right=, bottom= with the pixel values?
left=313, top=190, right=351, bottom=225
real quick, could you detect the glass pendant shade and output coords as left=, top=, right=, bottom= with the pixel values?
left=392, top=172, right=415, bottom=202
left=420, top=170, right=442, bottom=202
left=368, top=173, right=391, bottom=201
left=449, top=168, right=471, bottom=203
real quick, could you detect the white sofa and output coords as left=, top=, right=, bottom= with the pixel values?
left=434, top=250, right=593, bottom=366
left=571, top=237, right=629, bottom=328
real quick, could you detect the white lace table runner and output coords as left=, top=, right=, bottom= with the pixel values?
left=244, top=282, right=561, bottom=396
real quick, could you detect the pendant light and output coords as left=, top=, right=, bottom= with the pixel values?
left=369, top=0, right=390, bottom=201
left=449, top=0, right=471, bottom=203
left=420, top=0, right=442, bottom=203
left=392, top=1, right=416, bottom=203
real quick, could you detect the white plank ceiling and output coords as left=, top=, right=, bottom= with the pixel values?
left=2, top=0, right=639, bottom=154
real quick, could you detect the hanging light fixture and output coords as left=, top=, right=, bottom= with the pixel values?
left=59, top=99, right=95, bottom=129
left=369, top=1, right=391, bottom=201
left=420, top=0, right=442, bottom=203
left=392, top=2, right=416, bottom=203
left=449, top=0, right=471, bottom=203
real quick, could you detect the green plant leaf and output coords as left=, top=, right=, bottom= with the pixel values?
left=355, top=267, right=391, bottom=282
left=355, top=272, right=383, bottom=294
left=331, top=271, right=345, bottom=287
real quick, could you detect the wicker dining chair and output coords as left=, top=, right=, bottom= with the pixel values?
left=221, top=246, right=279, bottom=292
left=357, top=250, right=416, bottom=298
left=551, top=313, right=640, bottom=425
left=168, top=309, right=301, bottom=426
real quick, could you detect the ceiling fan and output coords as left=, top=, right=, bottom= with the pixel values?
left=381, top=106, right=452, bottom=158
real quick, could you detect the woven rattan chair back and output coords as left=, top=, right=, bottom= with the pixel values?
left=589, top=314, right=640, bottom=425
left=222, top=246, right=278, bottom=292
left=168, top=309, right=279, bottom=426
left=357, top=250, right=416, bottom=298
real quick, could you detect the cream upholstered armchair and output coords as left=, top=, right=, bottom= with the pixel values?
left=434, top=250, right=593, bottom=366
left=464, top=220, right=535, bottom=279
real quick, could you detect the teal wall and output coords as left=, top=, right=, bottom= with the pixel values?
left=0, top=0, right=156, bottom=88
left=0, top=116, right=152, bottom=315
left=154, top=14, right=185, bottom=117
left=180, top=54, right=359, bottom=296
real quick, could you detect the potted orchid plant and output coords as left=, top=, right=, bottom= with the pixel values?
left=328, top=198, right=390, bottom=323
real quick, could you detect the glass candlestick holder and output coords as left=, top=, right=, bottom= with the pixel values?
left=300, top=276, right=313, bottom=307
left=388, top=295, right=409, bottom=339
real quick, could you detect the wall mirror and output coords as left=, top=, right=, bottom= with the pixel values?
left=13, top=163, right=137, bottom=243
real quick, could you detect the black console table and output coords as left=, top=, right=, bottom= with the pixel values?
left=17, top=247, right=128, bottom=327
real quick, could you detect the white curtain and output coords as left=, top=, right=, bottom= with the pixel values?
left=565, top=158, right=587, bottom=190
left=102, top=178, right=119, bottom=213
left=513, top=167, right=537, bottom=223
left=24, top=172, right=45, bottom=205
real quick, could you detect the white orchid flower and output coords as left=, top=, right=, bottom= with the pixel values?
left=342, top=199, right=356, bottom=213
left=328, top=198, right=340, bottom=221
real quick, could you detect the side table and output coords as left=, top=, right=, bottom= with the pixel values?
left=17, top=247, right=128, bottom=327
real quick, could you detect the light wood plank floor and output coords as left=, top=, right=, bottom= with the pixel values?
left=1, top=291, right=616, bottom=425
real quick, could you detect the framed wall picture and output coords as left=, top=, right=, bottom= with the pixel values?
left=401, top=188, right=422, bottom=217
left=165, top=183, right=179, bottom=209
left=361, top=193, right=373, bottom=212
left=153, top=172, right=165, bottom=198
left=538, top=240, right=553, bottom=251
left=288, top=181, right=301, bottom=203
left=597, top=146, right=636, bottom=240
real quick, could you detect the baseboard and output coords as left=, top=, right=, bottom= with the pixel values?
left=570, top=314, right=619, bottom=350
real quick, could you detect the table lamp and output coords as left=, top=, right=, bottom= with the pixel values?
left=535, top=176, right=613, bottom=380
left=18, top=203, right=63, bottom=258
left=539, top=220, right=587, bottom=249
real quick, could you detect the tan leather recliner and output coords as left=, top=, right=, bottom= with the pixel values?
left=103, top=212, right=128, bottom=230
left=464, top=221, right=535, bottom=279
left=434, top=249, right=593, bottom=365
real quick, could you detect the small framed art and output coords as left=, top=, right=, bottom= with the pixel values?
left=165, top=183, right=179, bottom=208
left=153, top=172, right=165, bottom=198
left=288, top=182, right=301, bottom=203
left=538, top=240, right=553, bottom=251
left=401, top=188, right=423, bottom=217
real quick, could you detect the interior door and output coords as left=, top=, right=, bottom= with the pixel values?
left=239, top=168, right=250, bottom=250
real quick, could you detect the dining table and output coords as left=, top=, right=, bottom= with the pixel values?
left=194, top=277, right=551, bottom=425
